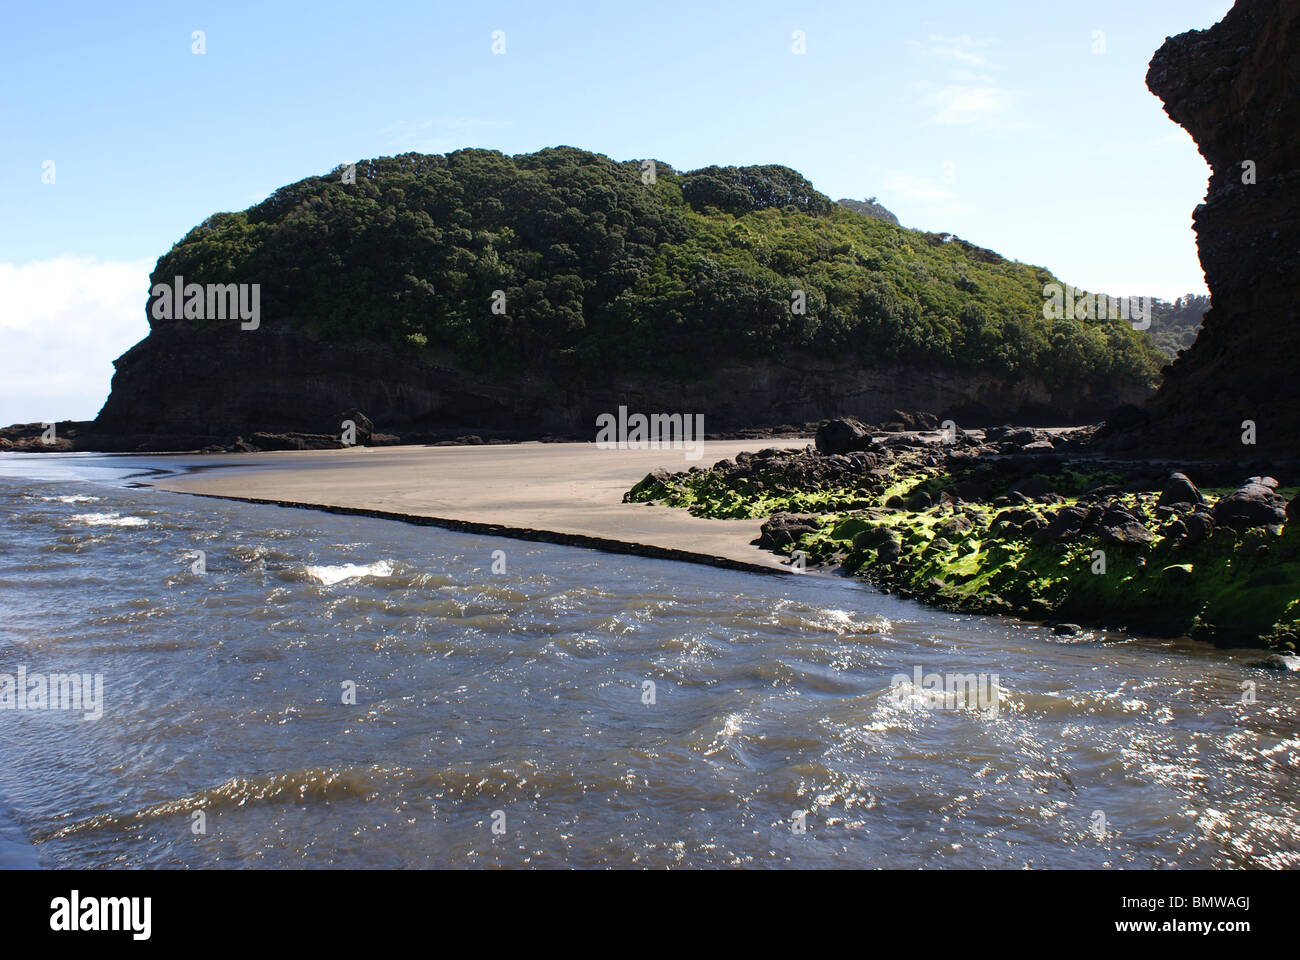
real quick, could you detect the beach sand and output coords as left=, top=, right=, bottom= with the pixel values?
left=154, top=440, right=815, bottom=573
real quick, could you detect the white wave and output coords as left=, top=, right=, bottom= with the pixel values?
left=700, top=712, right=746, bottom=757
left=70, top=512, right=147, bottom=527
left=40, top=494, right=99, bottom=503
left=810, top=608, right=891, bottom=636
left=303, top=560, right=394, bottom=586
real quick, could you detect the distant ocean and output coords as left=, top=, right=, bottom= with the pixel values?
left=1, top=454, right=1297, bottom=868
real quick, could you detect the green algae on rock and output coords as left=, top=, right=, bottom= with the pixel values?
left=625, top=425, right=1300, bottom=650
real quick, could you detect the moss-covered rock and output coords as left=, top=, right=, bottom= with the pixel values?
left=626, top=434, right=1300, bottom=649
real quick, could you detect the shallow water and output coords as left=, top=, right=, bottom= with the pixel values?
left=0, top=453, right=1297, bottom=868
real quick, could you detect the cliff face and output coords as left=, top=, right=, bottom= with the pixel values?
left=89, top=325, right=1144, bottom=450
left=1109, top=0, right=1300, bottom=459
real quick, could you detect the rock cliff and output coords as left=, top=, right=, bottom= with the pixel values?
left=87, top=325, right=1144, bottom=451
left=1106, top=0, right=1300, bottom=460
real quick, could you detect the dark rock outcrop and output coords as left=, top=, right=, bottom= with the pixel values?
left=758, top=513, right=823, bottom=549
left=815, top=417, right=873, bottom=454
left=1212, top=480, right=1290, bottom=529
left=0, top=420, right=94, bottom=453
left=1104, top=0, right=1300, bottom=460
left=81, top=323, right=1145, bottom=451
left=1157, top=472, right=1202, bottom=508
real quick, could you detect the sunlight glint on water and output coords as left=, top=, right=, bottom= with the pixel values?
left=0, top=456, right=1297, bottom=869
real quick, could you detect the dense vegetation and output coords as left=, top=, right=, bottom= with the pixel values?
left=153, top=146, right=1164, bottom=388
left=1145, top=294, right=1210, bottom=357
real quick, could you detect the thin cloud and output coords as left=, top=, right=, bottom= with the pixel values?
left=918, top=34, right=1026, bottom=130
left=882, top=171, right=973, bottom=220
left=378, top=116, right=505, bottom=154
left=930, top=84, right=1017, bottom=127
left=926, top=34, right=999, bottom=69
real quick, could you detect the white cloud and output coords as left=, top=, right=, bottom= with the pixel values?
left=926, top=34, right=998, bottom=69
left=930, top=84, right=1019, bottom=126
left=882, top=171, right=973, bottom=220
left=919, top=34, right=1025, bottom=129
left=0, top=256, right=152, bottom=423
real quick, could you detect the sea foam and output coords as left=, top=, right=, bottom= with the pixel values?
left=302, top=560, right=394, bottom=586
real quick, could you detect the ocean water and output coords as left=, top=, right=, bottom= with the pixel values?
left=1, top=454, right=1297, bottom=869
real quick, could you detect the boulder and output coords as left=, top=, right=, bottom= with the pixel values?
left=905, top=490, right=933, bottom=511
left=758, top=513, right=823, bottom=549
left=1183, top=512, right=1215, bottom=544
left=815, top=417, right=872, bottom=455
left=1002, top=427, right=1042, bottom=446
left=1212, top=482, right=1288, bottom=530
left=1156, top=472, right=1202, bottom=508
left=934, top=515, right=973, bottom=538
left=877, top=535, right=904, bottom=562
left=1250, top=654, right=1300, bottom=672
left=1098, top=506, right=1155, bottom=545
left=1032, top=505, right=1089, bottom=543
left=337, top=408, right=374, bottom=444
left=993, top=507, right=1036, bottom=528
left=851, top=526, right=895, bottom=550
left=1100, top=520, right=1155, bottom=545
left=890, top=410, right=919, bottom=431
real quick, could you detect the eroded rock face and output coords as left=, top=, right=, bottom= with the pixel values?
left=1108, top=0, right=1300, bottom=460
left=85, top=325, right=1146, bottom=451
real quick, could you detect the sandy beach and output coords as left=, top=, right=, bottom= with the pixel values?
left=153, top=440, right=814, bottom=573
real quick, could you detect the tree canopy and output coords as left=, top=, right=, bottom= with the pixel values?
left=152, top=146, right=1164, bottom=391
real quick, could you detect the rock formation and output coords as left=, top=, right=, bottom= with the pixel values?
left=1106, top=0, right=1300, bottom=460
left=85, top=326, right=1145, bottom=451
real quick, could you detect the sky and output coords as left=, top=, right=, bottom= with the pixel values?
left=0, top=0, right=1234, bottom=423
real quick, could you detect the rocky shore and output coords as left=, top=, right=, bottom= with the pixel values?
left=0, top=409, right=822, bottom=455
left=626, top=416, right=1300, bottom=652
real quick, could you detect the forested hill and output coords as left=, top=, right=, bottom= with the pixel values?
left=147, top=146, right=1162, bottom=391
left=1146, top=295, right=1211, bottom=357
left=84, top=147, right=1168, bottom=448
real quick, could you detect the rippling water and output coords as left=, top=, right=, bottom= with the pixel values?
left=1, top=454, right=1297, bottom=868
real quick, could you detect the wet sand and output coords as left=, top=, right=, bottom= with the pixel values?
left=153, top=440, right=815, bottom=573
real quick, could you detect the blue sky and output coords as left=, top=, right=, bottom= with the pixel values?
left=1, top=0, right=1234, bottom=422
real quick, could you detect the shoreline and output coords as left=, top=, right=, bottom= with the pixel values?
left=168, top=489, right=792, bottom=576
left=146, top=440, right=815, bottom=575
